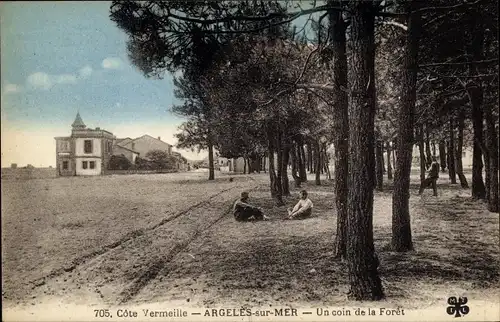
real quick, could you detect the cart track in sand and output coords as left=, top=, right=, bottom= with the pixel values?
left=26, top=179, right=260, bottom=306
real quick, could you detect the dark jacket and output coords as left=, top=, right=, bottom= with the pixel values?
left=428, top=161, right=439, bottom=179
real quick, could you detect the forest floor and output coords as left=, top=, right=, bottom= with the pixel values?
left=2, top=170, right=499, bottom=321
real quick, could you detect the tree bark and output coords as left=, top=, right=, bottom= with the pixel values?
left=392, top=1, right=420, bottom=253
left=417, top=128, right=426, bottom=183
left=315, top=140, right=321, bottom=185
left=484, top=104, right=499, bottom=212
left=438, top=140, right=447, bottom=172
left=346, top=1, right=384, bottom=301
left=386, top=141, right=393, bottom=180
left=468, top=12, right=487, bottom=199
left=455, top=111, right=469, bottom=188
left=329, top=3, right=348, bottom=260
left=275, top=131, right=284, bottom=204
left=282, top=144, right=291, bottom=196
left=307, top=142, right=313, bottom=173
left=290, top=142, right=301, bottom=188
left=323, top=144, right=332, bottom=180
left=375, top=140, right=384, bottom=191
left=382, top=147, right=386, bottom=173
left=268, top=130, right=283, bottom=205
left=447, top=138, right=457, bottom=184
left=208, top=142, right=215, bottom=180
left=299, top=141, right=308, bottom=182
left=392, top=146, right=396, bottom=172
left=425, top=127, right=432, bottom=168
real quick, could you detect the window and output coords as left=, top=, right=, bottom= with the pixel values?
left=89, top=161, right=95, bottom=169
left=59, top=141, right=69, bottom=151
left=84, top=140, right=93, bottom=153
left=462, top=152, right=466, bottom=157
left=62, top=161, right=69, bottom=170
left=82, top=161, right=88, bottom=169
left=107, top=141, right=112, bottom=153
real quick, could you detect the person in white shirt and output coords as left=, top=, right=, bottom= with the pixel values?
left=287, top=190, right=313, bottom=220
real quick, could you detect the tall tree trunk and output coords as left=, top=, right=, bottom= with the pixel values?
left=392, top=146, right=396, bottom=172
left=268, top=128, right=283, bottom=204
left=455, top=111, right=469, bottom=188
left=417, top=128, right=426, bottom=183
left=320, top=146, right=325, bottom=174
left=307, top=142, right=313, bottom=173
left=392, top=1, right=420, bottom=253
left=375, top=140, right=384, bottom=191
left=330, top=3, right=348, bottom=260
left=323, top=144, right=332, bottom=180
left=439, top=140, right=447, bottom=172
left=282, top=144, right=291, bottom=196
left=425, top=126, right=432, bottom=168
left=346, top=1, right=384, bottom=301
left=262, top=155, right=266, bottom=173
left=447, top=115, right=457, bottom=184
left=432, top=141, right=437, bottom=156
left=243, top=157, right=247, bottom=174
left=382, top=145, right=386, bottom=173
left=275, top=132, right=284, bottom=204
left=468, top=12, right=487, bottom=199
left=386, top=141, right=393, bottom=180
left=315, top=140, right=321, bottom=185
left=484, top=104, right=499, bottom=212
left=299, top=141, right=308, bottom=182
left=485, top=132, right=490, bottom=201
left=269, top=146, right=278, bottom=196
left=290, top=142, right=301, bottom=188
left=208, top=142, right=215, bottom=180
left=469, top=86, right=486, bottom=198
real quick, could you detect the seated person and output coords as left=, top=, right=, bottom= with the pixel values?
left=233, top=191, right=269, bottom=222
left=287, top=190, right=313, bottom=220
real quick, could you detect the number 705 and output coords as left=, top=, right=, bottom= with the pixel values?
left=94, top=309, right=111, bottom=317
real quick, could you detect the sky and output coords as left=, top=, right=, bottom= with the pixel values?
left=0, top=1, right=193, bottom=167
left=0, top=1, right=316, bottom=168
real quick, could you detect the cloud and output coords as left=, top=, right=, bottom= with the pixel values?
left=3, top=83, right=23, bottom=94
left=55, top=74, right=77, bottom=84
left=78, top=65, right=93, bottom=79
left=27, top=72, right=53, bottom=90
left=26, top=71, right=78, bottom=90
left=102, top=57, right=124, bottom=70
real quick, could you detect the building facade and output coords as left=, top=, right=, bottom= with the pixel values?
left=55, top=113, right=187, bottom=176
left=118, top=135, right=172, bottom=158
left=55, top=113, right=115, bottom=176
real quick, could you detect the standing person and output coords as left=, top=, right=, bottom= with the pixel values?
left=287, top=190, right=313, bottom=220
left=419, top=156, right=440, bottom=196
left=233, top=191, right=269, bottom=222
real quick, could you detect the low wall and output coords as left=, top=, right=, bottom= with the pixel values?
left=1, top=168, right=56, bottom=180
left=105, top=169, right=179, bottom=175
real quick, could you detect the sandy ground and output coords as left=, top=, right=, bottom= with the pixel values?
left=2, top=170, right=499, bottom=321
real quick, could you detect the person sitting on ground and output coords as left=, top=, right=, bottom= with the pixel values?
left=418, top=156, right=440, bottom=196
left=233, top=191, right=269, bottom=222
left=287, top=190, right=313, bottom=220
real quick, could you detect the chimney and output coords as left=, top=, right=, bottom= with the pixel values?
left=158, top=136, right=161, bottom=141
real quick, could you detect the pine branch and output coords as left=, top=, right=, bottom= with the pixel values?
left=419, top=59, right=498, bottom=68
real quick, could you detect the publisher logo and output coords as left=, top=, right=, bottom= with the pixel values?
left=446, top=297, right=469, bottom=318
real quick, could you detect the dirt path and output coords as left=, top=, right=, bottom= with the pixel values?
left=1, top=172, right=261, bottom=307
left=2, top=172, right=499, bottom=320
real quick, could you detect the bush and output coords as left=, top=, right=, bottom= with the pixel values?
left=109, top=155, right=132, bottom=170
